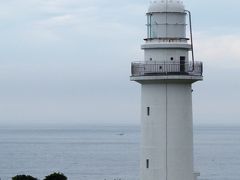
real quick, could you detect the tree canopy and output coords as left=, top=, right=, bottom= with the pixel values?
left=43, top=172, right=67, bottom=180
left=12, top=175, right=38, bottom=180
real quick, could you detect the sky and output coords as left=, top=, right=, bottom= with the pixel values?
left=0, top=0, right=239, bottom=126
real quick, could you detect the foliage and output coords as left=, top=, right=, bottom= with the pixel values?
left=12, top=175, right=38, bottom=180
left=43, top=172, right=67, bottom=180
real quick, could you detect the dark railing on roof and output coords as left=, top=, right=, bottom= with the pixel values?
left=131, top=61, right=203, bottom=77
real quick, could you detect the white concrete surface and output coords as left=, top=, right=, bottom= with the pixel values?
left=130, top=0, right=202, bottom=180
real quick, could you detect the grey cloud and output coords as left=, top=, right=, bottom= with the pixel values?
left=0, top=0, right=239, bottom=126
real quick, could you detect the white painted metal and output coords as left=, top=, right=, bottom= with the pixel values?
left=130, top=1, right=202, bottom=180
left=148, top=12, right=186, bottom=38
left=148, top=1, right=185, bottom=13
left=147, top=1, right=186, bottom=39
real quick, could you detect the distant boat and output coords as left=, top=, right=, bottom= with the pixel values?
left=117, top=133, right=124, bottom=136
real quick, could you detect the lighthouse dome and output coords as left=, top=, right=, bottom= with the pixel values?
left=148, top=0, right=185, bottom=13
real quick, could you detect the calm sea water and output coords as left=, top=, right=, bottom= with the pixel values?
left=0, top=125, right=240, bottom=180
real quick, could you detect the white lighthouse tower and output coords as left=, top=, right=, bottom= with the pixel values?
left=130, top=1, right=203, bottom=180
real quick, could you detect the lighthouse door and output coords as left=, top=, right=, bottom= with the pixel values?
left=180, top=56, right=186, bottom=73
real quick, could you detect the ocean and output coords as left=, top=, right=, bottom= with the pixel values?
left=0, top=125, right=239, bottom=180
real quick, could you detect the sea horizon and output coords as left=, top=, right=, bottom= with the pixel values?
left=1, top=124, right=240, bottom=180
left=1, top=122, right=240, bottom=129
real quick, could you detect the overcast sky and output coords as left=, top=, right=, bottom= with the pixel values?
left=0, top=0, right=239, bottom=126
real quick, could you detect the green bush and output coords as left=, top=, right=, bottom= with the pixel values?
left=12, top=175, right=38, bottom=180
left=44, top=172, right=67, bottom=180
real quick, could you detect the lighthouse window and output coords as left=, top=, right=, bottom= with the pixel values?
left=147, top=14, right=152, bottom=38
left=146, top=159, right=149, bottom=168
left=147, top=107, right=150, bottom=116
left=171, top=57, right=174, bottom=60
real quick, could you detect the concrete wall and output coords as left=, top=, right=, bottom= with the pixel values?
left=140, top=82, right=194, bottom=180
left=144, top=48, right=189, bottom=63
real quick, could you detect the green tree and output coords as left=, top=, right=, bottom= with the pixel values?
left=44, top=172, right=67, bottom=180
left=12, top=175, right=38, bottom=180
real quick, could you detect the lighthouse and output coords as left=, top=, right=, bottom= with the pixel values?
left=130, top=1, right=203, bottom=180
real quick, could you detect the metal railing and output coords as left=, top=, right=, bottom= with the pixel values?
left=131, top=61, right=203, bottom=77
